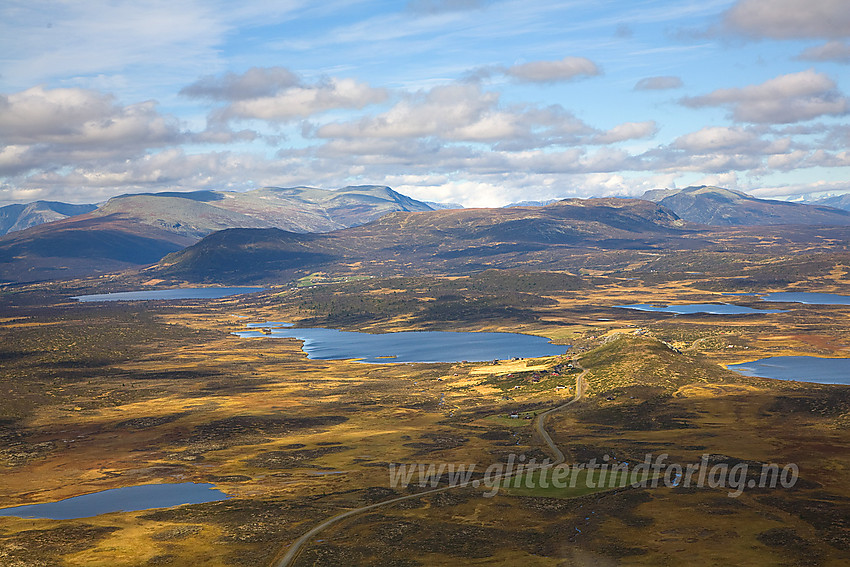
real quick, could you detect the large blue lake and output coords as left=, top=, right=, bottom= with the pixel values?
left=614, top=303, right=785, bottom=315
left=0, top=482, right=229, bottom=520
left=760, top=292, right=850, bottom=305
left=73, top=287, right=265, bottom=302
left=233, top=323, right=566, bottom=363
left=723, top=291, right=850, bottom=305
left=728, top=356, right=850, bottom=385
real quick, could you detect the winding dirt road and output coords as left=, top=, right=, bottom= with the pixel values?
left=270, top=363, right=588, bottom=567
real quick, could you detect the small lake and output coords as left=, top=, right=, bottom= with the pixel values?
left=233, top=323, right=566, bottom=363
left=614, top=303, right=785, bottom=315
left=72, top=287, right=265, bottom=302
left=728, top=356, right=850, bottom=385
left=0, top=482, right=229, bottom=520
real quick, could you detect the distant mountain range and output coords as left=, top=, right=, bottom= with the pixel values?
left=502, top=199, right=561, bottom=208
left=0, top=186, right=432, bottom=283
left=0, top=201, right=97, bottom=236
left=809, top=193, right=850, bottom=212
left=642, top=186, right=850, bottom=226
left=5, top=184, right=850, bottom=284
left=424, top=201, right=464, bottom=210
left=91, top=185, right=433, bottom=238
left=154, top=198, right=696, bottom=283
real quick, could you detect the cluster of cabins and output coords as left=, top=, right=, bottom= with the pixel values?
left=506, top=358, right=575, bottom=418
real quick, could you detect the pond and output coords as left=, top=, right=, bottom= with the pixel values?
left=0, top=482, right=229, bottom=520
left=728, top=356, right=850, bottom=385
left=233, top=323, right=567, bottom=363
left=614, top=303, right=785, bottom=315
left=72, top=287, right=265, bottom=302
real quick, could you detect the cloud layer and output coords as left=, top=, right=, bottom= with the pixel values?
left=2, top=1, right=850, bottom=207
left=681, top=70, right=849, bottom=124
left=0, top=86, right=181, bottom=176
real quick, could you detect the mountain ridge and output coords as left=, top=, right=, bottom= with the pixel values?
left=642, top=185, right=850, bottom=226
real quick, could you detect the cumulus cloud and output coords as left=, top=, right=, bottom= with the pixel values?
left=766, top=149, right=810, bottom=170
left=189, top=127, right=260, bottom=144
left=0, top=86, right=179, bottom=146
left=311, top=83, right=626, bottom=151
left=680, top=69, right=850, bottom=123
left=180, top=67, right=299, bottom=101
left=207, top=76, right=388, bottom=123
left=315, top=84, right=498, bottom=139
left=0, top=86, right=183, bottom=175
left=807, top=149, right=850, bottom=167
left=505, top=57, right=600, bottom=83
left=636, top=124, right=803, bottom=176
left=796, top=41, right=850, bottom=63
left=672, top=126, right=761, bottom=152
left=721, top=0, right=850, bottom=39
left=591, top=121, right=658, bottom=144
left=634, top=76, right=683, bottom=91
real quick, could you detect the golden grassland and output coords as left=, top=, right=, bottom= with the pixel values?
left=0, top=270, right=849, bottom=565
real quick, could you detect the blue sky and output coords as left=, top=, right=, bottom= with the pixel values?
left=1, top=0, right=848, bottom=207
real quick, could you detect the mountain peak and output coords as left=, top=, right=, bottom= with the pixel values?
left=642, top=185, right=750, bottom=203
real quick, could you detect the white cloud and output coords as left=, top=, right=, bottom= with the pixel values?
left=796, top=41, right=850, bottom=63
left=591, top=121, right=658, bottom=144
left=316, top=84, right=494, bottom=139
left=0, top=86, right=183, bottom=175
left=634, top=76, right=683, bottom=90
left=722, top=0, right=850, bottom=39
left=0, top=146, right=36, bottom=176
left=190, top=127, right=260, bottom=144
left=505, top=57, right=600, bottom=83
left=693, top=171, right=739, bottom=188
left=215, top=77, right=388, bottom=122
left=0, top=87, right=178, bottom=146
left=314, top=83, right=600, bottom=150
left=766, top=150, right=810, bottom=170
left=672, top=126, right=760, bottom=152
left=680, top=69, right=850, bottom=123
left=807, top=149, right=850, bottom=167
left=181, top=67, right=300, bottom=101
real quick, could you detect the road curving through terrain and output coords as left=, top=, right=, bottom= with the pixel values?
left=271, top=362, right=588, bottom=567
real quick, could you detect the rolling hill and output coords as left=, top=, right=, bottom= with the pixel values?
left=642, top=186, right=850, bottom=226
